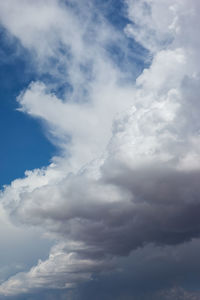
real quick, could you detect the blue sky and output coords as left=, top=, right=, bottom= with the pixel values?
left=0, top=27, right=56, bottom=187
left=0, top=0, right=147, bottom=188
left=0, top=1, right=200, bottom=300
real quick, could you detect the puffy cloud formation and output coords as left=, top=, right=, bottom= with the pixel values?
left=0, top=0, right=200, bottom=298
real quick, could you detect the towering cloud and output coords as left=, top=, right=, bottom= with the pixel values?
left=0, top=0, right=200, bottom=299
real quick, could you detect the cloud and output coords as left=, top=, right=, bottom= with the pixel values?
left=75, top=239, right=200, bottom=299
left=156, top=286, right=200, bottom=300
left=0, top=204, right=53, bottom=287
left=0, top=0, right=200, bottom=298
left=0, top=242, right=111, bottom=297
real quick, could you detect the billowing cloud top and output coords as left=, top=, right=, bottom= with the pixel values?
left=0, top=0, right=200, bottom=299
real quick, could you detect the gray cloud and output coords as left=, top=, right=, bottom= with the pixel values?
left=1, top=0, right=200, bottom=298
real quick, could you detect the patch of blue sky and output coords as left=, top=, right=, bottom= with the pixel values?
left=57, top=0, right=150, bottom=97
left=94, top=0, right=150, bottom=81
left=41, top=56, right=94, bottom=104
left=94, top=0, right=129, bottom=30
left=36, top=42, right=74, bottom=101
left=38, top=70, right=73, bottom=102
left=0, top=27, right=57, bottom=187
left=105, top=37, right=150, bottom=83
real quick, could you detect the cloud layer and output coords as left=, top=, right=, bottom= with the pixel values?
left=0, top=0, right=200, bottom=298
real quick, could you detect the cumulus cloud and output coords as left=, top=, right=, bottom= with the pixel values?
left=0, top=242, right=111, bottom=297
left=0, top=0, right=200, bottom=298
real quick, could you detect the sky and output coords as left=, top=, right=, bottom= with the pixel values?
left=0, top=0, right=200, bottom=299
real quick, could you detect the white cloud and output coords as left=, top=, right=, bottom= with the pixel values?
left=1, top=0, right=200, bottom=298
left=0, top=242, right=111, bottom=296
